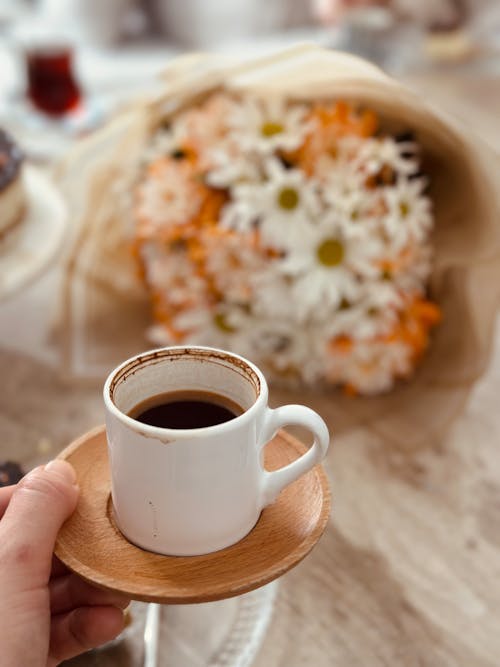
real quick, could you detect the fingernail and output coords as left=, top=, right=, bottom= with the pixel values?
left=44, top=459, right=77, bottom=485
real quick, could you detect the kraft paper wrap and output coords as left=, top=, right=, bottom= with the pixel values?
left=58, top=45, right=500, bottom=448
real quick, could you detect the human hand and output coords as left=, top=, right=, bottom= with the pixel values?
left=0, top=460, right=131, bottom=667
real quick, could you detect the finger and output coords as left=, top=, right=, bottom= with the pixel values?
left=0, top=484, right=15, bottom=517
left=50, top=573, right=130, bottom=615
left=48, top=606, right=125, bottom=666
left=0, top=460, right=79, bottom=591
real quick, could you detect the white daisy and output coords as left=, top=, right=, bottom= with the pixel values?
left=380, top=242, right=433, bottom=293
left=147, top=94, right=236, bottom=172
left=321, top=174, right=381, bottom=228
left=380, top=177, right=433, bottom=249
left=218, top=188, right=259, bottom=235
left=175, top=94, right=235, bottom=164
left=315, top=138, right=387, bottom=226
left=327, top=339, right=412, bottom=395
left=201, top=230, right=269, bottom=303
left=312, top=135, right=364, bottom=181
left=277, top=215, right=384, bottom=318
left=325, top=281, right=402, bottom=340
left=171, top=303, right=249, bottom=352
left=352, top=136, right=419, bottom=179
left=135, top=160, right=204, bottom=234
left=250, top=272, right=298, bottom=322
left=221, top=158, right=322, bottom=249
left=142, top=123, right=189, bottom=166
left=140, top=240, right=206, bottom=307
left=244, top=318, right=327, bottom=385
left=205, top=143, right=262, bottom=189
left=227, top=96, right=310, bottom=154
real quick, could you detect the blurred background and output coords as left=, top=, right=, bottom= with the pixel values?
left=0, top=0, right=499, bottom=161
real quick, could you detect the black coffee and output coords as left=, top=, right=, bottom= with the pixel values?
left=129, top=390, right=243, bottom=429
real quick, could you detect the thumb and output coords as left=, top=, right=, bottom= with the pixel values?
left=0, top=460, right=78, bottom=591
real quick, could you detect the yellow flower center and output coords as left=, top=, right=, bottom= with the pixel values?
left=317, top=239, right=344, bottom=267
left=278, top=187, right=299, bottom=211
left=213, top=313, right=235, bottom=333
left=261, top=121, right=284, bottom=137
left=399, top=201, right=410, bottom=217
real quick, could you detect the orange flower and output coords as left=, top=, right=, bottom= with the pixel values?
left=134, top=157, right=226, bottom=244
left=328, top=335, right=353, bottom=354
left=385, top=294, right=441, bottom=359
left=197, top=187, right=228, bottom=227
left=289, top=101, right=378, bottom=175
left=377, top=246, right=414, bottom=276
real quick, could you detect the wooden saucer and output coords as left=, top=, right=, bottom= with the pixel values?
left=55, top=426, right=330, bottom=604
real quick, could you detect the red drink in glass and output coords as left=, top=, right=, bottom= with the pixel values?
left=26, top=46, right=82, bottom=116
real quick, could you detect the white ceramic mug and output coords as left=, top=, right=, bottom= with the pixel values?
left=104, top=346, right=330, bottom=556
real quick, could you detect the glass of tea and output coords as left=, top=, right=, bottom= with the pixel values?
left=11, top=20, right=83, bottom=118
left=25, top=44, right=82, bottom=116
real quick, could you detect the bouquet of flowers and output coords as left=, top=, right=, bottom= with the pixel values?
left=131, top=94, right=440, bottom=395
left=60, top=46, right=500, bottom=446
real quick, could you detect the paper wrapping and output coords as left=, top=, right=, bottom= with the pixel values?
left=58, top=44, right=500, bottom=448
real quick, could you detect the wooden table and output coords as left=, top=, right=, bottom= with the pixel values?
left=1, top=57, right=500, bottom=666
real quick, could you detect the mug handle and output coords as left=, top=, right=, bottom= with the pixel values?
left=258, top=405, right=330, bottom=506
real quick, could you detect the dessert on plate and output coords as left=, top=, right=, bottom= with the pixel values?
left=0, top=129, right=25, bottom=242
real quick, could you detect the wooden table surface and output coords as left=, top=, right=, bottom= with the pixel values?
left=1, top=57, right=500, bottom=666
left=255, top=338, right=500, bottom=667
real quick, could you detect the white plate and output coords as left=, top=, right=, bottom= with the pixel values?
left=0, top=165, right=67, bottom=301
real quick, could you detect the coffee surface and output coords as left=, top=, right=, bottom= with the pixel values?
left=129, top=390, right=243, bottom=429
